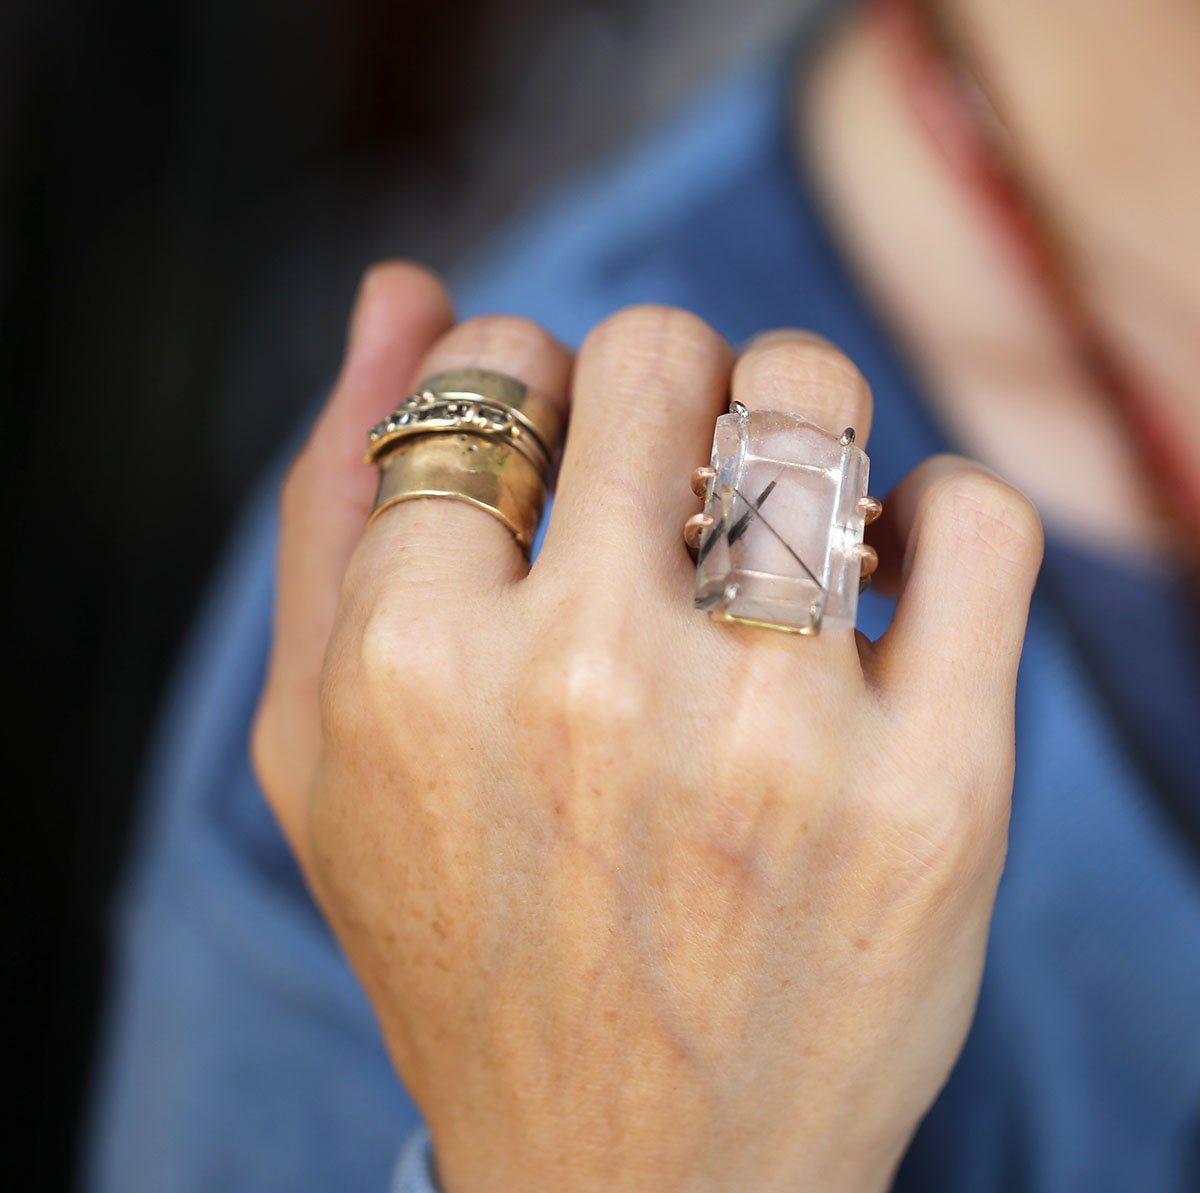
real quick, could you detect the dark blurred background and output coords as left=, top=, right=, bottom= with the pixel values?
left=3, top=0, right=798, bottom=1186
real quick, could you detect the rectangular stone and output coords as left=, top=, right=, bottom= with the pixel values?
left=694, top=407, right=869, bottom=633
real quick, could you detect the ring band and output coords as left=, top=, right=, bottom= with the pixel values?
left=366, top=368, right=559, bottom=551
left=368, top=434, right=547, bottom=549
left=366, top=368, right=562, bottom=478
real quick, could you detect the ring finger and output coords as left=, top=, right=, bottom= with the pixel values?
left=704, top=331, right=877, bottom=668
left=731, top=329, right=874, bottom=451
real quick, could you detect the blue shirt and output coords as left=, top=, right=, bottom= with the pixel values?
left=84, top=46, right=1200, bottom=1193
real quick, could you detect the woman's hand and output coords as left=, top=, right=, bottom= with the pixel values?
left=253, top=263, right=1043, bottom=1193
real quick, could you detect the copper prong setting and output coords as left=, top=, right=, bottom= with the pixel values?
left=683, top=512, right=715, bottom=551
left=691, top=465, right=717, bottom=497
left=853, top=542, right=879, bottom=578
left=858, top=495, right=883, bottom=525
left=854, top=543, right=879, bottom=594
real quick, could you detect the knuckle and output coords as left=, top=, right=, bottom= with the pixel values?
left=924, top=466, right=1045, bottom=574
left=737, top=332, right=870, bottom=413
left=319, top=602, right=460, bottom=743
left=582, top=303, right=723, bottom=364
left=431, top=312, right=559, bottom=365
left=524, top=640, right=650, bottom=758
left=356, top=602, right=451, bottom=696
left=352, top=602, right=404, bottom=693
left=575, top=305, right=729, bottom=460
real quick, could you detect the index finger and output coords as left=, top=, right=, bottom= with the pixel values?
left=252, top=263, right=454, bottom=846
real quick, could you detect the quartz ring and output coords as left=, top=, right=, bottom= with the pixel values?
left=684, top=400, right=883, bottom=636
left=365, top=367, right=562, bottom=552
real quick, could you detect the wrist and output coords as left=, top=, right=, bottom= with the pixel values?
left=429, top=1127, right=904, bottom=1193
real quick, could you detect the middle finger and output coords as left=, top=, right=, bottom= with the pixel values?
left=542, top=317, right=875, bottom=602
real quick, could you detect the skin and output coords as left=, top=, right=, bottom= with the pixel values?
left=253, top=0, right=1200, bottom=1187
left=254, top=273, right=1041, bottom=1193
left=804, top=0, right=1200, bottom=561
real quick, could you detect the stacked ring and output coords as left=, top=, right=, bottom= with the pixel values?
left=365, top=368, right=561, bottom=551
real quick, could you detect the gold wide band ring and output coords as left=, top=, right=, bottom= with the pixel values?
left=365, top=368, right=560, bottom=552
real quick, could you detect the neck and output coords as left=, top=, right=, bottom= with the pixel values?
left=801, top=0, right=1200, bottom=561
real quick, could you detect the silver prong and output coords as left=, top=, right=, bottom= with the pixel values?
left=714, top=581, right=740, bottom=619
left=691, top=465, right=717, bottom=497
left=858, top=495, right=883, bottom=525
left=839, top=427, right=856, bottom=446
left=683, top=512, right=715, bottom=550
left=798, top=600, right=824, bottom=637
left=730, top=400, right=750, bottom=418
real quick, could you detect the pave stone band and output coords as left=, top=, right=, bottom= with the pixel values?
left=365, top=368, right=561, bottom=479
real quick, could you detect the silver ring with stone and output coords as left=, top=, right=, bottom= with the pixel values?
left=683, top=400, right=882, bottom=636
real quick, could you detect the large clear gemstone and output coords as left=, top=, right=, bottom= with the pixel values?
left=694, top=409, right=869, bottom=633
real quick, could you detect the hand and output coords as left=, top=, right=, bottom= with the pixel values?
left=253, top=263, right=1043, bottom=1193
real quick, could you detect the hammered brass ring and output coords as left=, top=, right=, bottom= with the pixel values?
left=365, top=367, right=561, bottom=552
